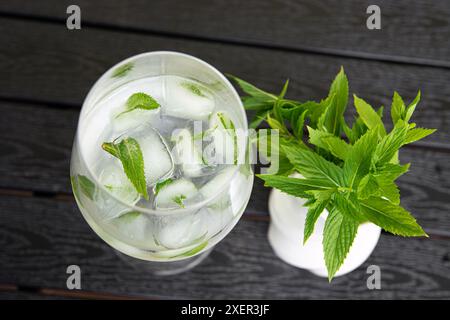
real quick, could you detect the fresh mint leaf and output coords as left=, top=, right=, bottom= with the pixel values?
left=249, top=109, right=271, bottom=129
left=112, top=62, right=133, bottom=78
left=404, top=128, right=436, bottom=145
left=353, top=95, right=386, bottom=136
left=390, top=91, right=406, bottom=125
left=358, top=174, right=380, bottom=199
left=360, top=197, right=427, bottom=237
left=71, top=174, right=96, bottom=201
left=376, top=177, right=400, bottom=204
left=102, top=137, right=148, bottom=200
left=241, top=96, right=273, bottom=112
left=257, top=175, right=336, bottom=198
left=318, top=67, right=348, bottom=136
left=289, top=101, right=324, bottom=129
left=181, top=81, right=206, bottom=97
left=78, top=175, right=96, bottom=200
left=227, top=74, right=277, bottom=100
left=374, top=163, right=410, bottom=181
left=117, top=92, right=160, bottom=118
left=308, top=127, right=351, bottom=160
left=372, top=120, right=408, bottom=166
left=282, top=144, right=345, bottom=187
left=404, top=91, right=421, bottom=122
left=323, top=208, right=359, bottom=281
left=116, top=211, right=141, bottom=223
left=173, top=194, right=187, bottom=208
left=171, top=241, right=208, bottom=258
left=334, top=193, right=365, bottom=222
left=291, top=109, right=308, bottom=139
left=154, top=178, right=174, bottom=196
left=343, top=128, right=378, bottom=189
left=303, top=193, right=332, bottom=244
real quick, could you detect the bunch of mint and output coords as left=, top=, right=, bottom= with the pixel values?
left=228, top=68, right=436, bottom=281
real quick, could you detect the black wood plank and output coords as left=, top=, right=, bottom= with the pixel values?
left=1, top=1, right=449, bottom=65
left=0, top=18, right=449, bottom=148
left=0, top=195, right=449, bottom=299
left=1, top=102, right=450, bottom=235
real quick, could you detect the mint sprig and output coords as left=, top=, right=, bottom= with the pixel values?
left=231, top=68, right=435, bottom=281
left=102, top=137, right=148, bottom=200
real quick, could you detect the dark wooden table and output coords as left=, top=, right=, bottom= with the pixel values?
left=1, top=1, right=449, bottom=299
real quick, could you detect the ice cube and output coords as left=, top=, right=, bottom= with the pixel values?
left=155, top=211, right=206, bottom=249
left=111, top=211, right=148, bottom=243
left=154, top=178, right=198, bottom=209
left=94, top=161, right=140, bottom=220
left=131, top=125, right=174, bottom=186
left=164, top=78, right=214, bottom=120
left=199, top=166, right=235, bottom=198
left=112, top=104, right=160, bottom=134
left=197, top=167, right=238, bottom=237
left=171, top=128, right=205, bottom=177
left=205, top=112, right=238, bottom=166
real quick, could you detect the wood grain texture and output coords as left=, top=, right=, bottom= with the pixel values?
left=0, top=195, right=449, bottom=299
left=0, top=1, right=449, bottom=64
left=0, top=17, right=448, bottom=147
left=0, top=102, right=449, bottom=235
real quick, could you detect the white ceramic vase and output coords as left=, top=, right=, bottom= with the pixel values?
left=268, top=188, right=381, bottom=278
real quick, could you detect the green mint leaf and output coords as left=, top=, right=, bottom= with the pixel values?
left=116, top=211, right=141, bottom=223
left=282, top=144, right=345, bottom=187
left=257, top=174, right=336, bottom=198
left=181, top=81, right=206, bottom=97
left=358, top=174, right=380, bottom=199
left=154, top=178, right=174, bottom=196
left=71, top=174, right=96, bottom=201
left=323, top=208, right=359, bottom=281
left=266, top=114, right=290, bottom=136
left=227, top=74, right=277, bottom=100
left=78, top=175, right=96, bottom=200
left=289, top=108, right=308, bottom=139
left=343, top=128, right=378, bottom=189
left=404, top=128, right=436, bottom=145
left=358, top=173, right=400, bottom=204
left=360, top=197, right=427, bottom=237
left=117, top=92, right=160, bottom=118
left=173, top=194, right=187, bottom=208
left=317, top=67, right=348, bottom=136
left=353, top=95, right=386, bottom=136
left=241, top=96, right=273, bottom=111
left=404, top=91, right=421, bottom=122
left=334, top=193, right=365, bottom=222
left=303, top=192, right=332, bottom=244
left=376, top=177, right=400, bottom=204
left=374, top=163, right=410, bottom=181
left=308, top=126, right=351, bottom=160
left=390, top=91, right=406, bottom=125
left=278, top=79, right=289, bottom=99
left=317, top=94, right=339, bottom=134
left=372, top=120, right=408, bottom=166
left=328, top=67, right=349, bottom=116
left=112, top=62, right=133, bottom=78
left=171, top=241, right=208, bottom=258
left=249, top=109, right=271, bottom=129
left=102, top=137, right=148, bottom=200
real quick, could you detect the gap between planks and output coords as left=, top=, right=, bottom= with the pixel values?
left=0, top=187, right=449, bottom=239
left=0, top=11, right=450, bottom=70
